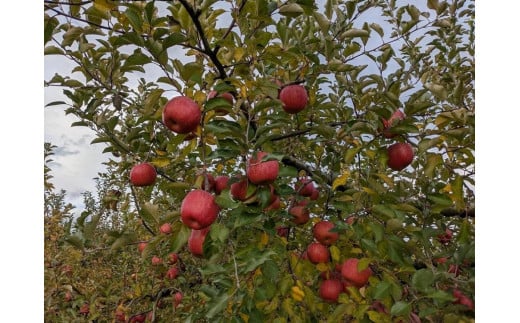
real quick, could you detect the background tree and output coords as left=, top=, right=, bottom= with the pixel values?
left=44, top=0, right=475, bottom=321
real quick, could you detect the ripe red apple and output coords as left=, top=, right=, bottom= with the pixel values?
left=199, top=173, right=216, bottom=191
left=151, top=256, right=162, bottom=266
left=310, top=188, right=319, bottom=200
left=265, top=194, right=281, bottom=211
left=180, top=189, right=220, bottom=230
left=64, top=291, right=72, bottom=302
left=159, top=223, right=172, bottom=235
left=306, top=242, right=330, bottom=264
left=130, top=163, right=157, bottom=186
left=129, top=313, right=147, bottom=323
left=214, top=175, right=230, bottom=195
left=188, top=227, right=210, bottom=257
left=434, top=257, right=448, bottom=265
left=208, top=90, right=234, bottom=105
left=79, top=303, right=90, bottom=316
left=340, top=258, right=373, bottom=288
left=279, top=84, right=309, bottom=114
left=230, top=177, right=257, bottom=202
left=387, top=142, right=414, bottom=171
left=295, top=178, right=315, bottom=197
left=382, top=109, right=405, bottom=138
left=137, top=242, right=147, bottom=254
left=246, top=151, right=279, bottom=185
left=289, top=205, right=310, bottom=225
left=115, top=308, right=126, bottom=322
left=313, top=221, right=339, bottom=246
left=173, top=292, right=183, bottom=309
left=168, top=253, right=179, bottom=264
left=437, top=228, right=453, bottom=245
left=276, top=226, right=290, bottom=238
left=319, top=279, right=343, bottom=303
left=165, top=266, right=179, bottom=280
left=162, top=96, right=201, bottom=134
left=453, top=289, right=474, bottom=310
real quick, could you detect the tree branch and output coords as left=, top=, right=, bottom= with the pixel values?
left=177, top=0, right=228, bottom=79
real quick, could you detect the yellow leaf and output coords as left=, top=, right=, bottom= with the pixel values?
left=362, top=187, right=377, bottom=195
left=93, top=0, right=116, bottom=11
left=330, top=245, right=341, bottom=263
left=239, top=313, right=249, bottom=322
left=333, top=171, right=350, bottom=191
left=194, top=91, right=207, bottom=104
left=234, top=47, right=245, bottom=61
left=291, top=286, right=305, bottom=301
left=155, top=149, right=167, bottom=156
left=260, top=232, right=269, bottom=246
left=441, top=183, right=452, bottom=193
left=316, top=263, right=329, bottom=272
left=150, top=157, right=170, bottom=168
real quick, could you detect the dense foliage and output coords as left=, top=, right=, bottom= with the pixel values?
left=44, top=0, right=475, bottom=322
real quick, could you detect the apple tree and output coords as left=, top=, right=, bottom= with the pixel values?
left=44, top=0, right=475, bottom=321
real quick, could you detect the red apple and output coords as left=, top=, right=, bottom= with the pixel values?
left=310, top=188, right=319, bottom=200
left=129, top=313, right=147, bottom=323
left=151, top=256, right=162, bottom=266
left=279, top=84, right=308, bottom=114
left=130, top=163, right=157, bottom=186
left=382, top=109, right=405, bottom=138
left=173, top=292, right=183, bottom=309
left=137, top=242, right=147, bottom=254
left=276, top=226, right=290, bottom=238
left=434, top=257, right=448, bottom=265
left=289, top=205, right=310, bottom=225
left=214, top=175, right=230, bottom=195
left=230, top=177, right=257, bottom=201
left=345, top=216, right=356, bottom=225
left=159, top=223, right=172, bottom=235
left=306, top=242, right=330, bottom=264
left=188, top=227, right=210, bottom=257
left=162, top=96, right=201, bottom=134
left=319, top=279, right=343, bottom=303
left=79, top=303, right=90, bottom=316
left=115, top=308, right=126, bottom=322
left=453, top=289, right=474, bottom=310
left=168, top=253, right=179, bottom=264
left=295, top=178, right=315, bottom=197
left=340, top=258, right=373, bottom=288
left=265, top=195, right=281, bottom=211
left=246, top=151, right=279, bottom=185
left=165, top=266, right=179, bottom=280
left=370, top=300, right=388, bottom=314
left=313, top=221, right=339, bottom=246
left=448, top=264, right=460, bottom=277
left=180, top=189, right=220, bottom=230
left=208, top=90, right=234, bottom=105
left=437, top=228, right=453, bottom=245
left=387, top=142, right=414, bottom=171
left=199, top=173, right=216, bottom=191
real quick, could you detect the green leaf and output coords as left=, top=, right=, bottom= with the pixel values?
left=210, top=223, right=230, bottom=243
left=424, top=83, right=448, bottom=101
left=314, top=12, right=330, bottom=31
left=372, top=204, right=396, bottom=218
left=427, top=290, right=455, bottom=302
left=373, top=281, right=392, bottom=300
left=44, top=46, right=64, bottom=55
left=65, top=235, right=84, bottom=250
left=279, top=3, right=304, bottom=17
left=205, top=293, right=230, bottom=319
left=44, top=16, right=59, bottom=44
left=424, top=153, right=443, bottom=178
left=390, top=301, right=411, bottom=316
left=45, top=101, right=67, bottom=107
left=180, top=62, right=203, bottom=84
left=62, top=27, right=83, bottom=47
left=412, top=269, right=434, bottom=293
left=162, top=33, right=187, bottom=49
left=170, top=224, right=190, bottom=253
left=140, top=202, right=160, bottom=227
